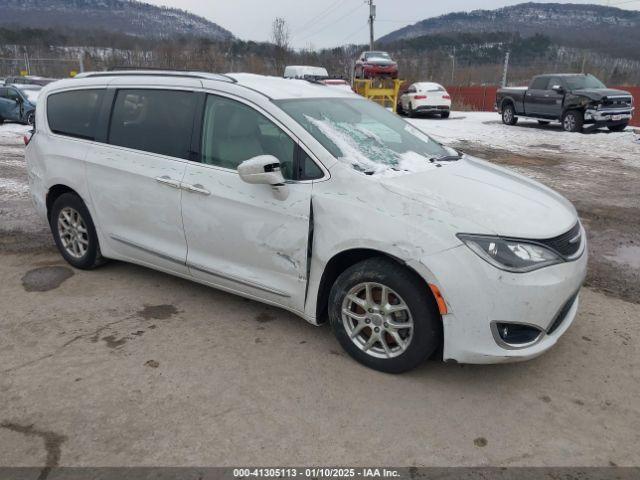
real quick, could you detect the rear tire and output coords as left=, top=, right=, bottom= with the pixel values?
left=501, top=103, right=518, bottom=125
left=26, top=111, right=35, bottom=126
left=50, top=193, right=106, bottom=270
left=562, top=110, right=584, bottom=133
left=0, top=116, right=4, bottom=125
left=328, top=257, right=441, bottom=373
left=441, top=111, right=450, bottom=119
left=608, top=123, right=628, bottom=132
left=408, top=103, right=416, bottom=118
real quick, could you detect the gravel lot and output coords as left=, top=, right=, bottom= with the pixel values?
left=1, top=117, right=639, bottom=468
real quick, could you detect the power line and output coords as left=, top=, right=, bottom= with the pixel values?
left=339, top=23, right=368, bottom=44
left=295, top=2, right=365, bottom=42
left=292, top=0, right=353, bottom=34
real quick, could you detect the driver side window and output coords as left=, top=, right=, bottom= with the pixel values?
left=547, top=77, right=563, bottom=91
left=4, top=88, right=20, bottom=101
left=201, top=95, right=295, bottom=180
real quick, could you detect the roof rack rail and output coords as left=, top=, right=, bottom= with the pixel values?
left=301, top=74, right=347, bottom=85
left=78, top=68, right=237, bottom=83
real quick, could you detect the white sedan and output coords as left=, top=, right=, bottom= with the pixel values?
left=399, top=82, right=452, bottom=118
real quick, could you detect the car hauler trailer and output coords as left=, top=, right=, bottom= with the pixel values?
left=353, top=78, right=404, bottom=113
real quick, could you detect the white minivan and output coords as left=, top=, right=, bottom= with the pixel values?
left=26, top=71, right=587, bottom=373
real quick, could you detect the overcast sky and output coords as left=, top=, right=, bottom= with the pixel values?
left=144, top=0, right=640, bottom=49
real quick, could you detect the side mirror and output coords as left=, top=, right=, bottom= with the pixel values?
left=238, top=155, right=289, bottom=200
left=551, top=85, right=564, bottom=93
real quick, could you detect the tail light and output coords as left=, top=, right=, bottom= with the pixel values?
left=442, top=94, right=451, bottom=100
left=414, top=95, right=427, bottom=100
left=23, top=131, right=33, bottom=146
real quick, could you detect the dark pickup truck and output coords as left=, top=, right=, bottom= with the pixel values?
left=496, top=74, right=634, bottom=132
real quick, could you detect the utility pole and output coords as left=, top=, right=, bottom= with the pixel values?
left=368, top=0, right=376, bottom=51
left=450, top=46, right=456, bottom=84
left=501, top=51, right=510, bottom=87
left=581, top=53, right=587, bottom=73
left=23, top=51, right=30, bottom=75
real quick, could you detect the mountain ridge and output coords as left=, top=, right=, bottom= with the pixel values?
left=0, top=0, right=233, bottom=41
left=378, top=2, right=640, bottom=50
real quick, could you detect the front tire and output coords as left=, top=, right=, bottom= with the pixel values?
left=562, top=110, right=584, bottom=133
left=328, top=257, right=441, bottom=373
left=501, top=103, right=518, bottom=125
left=608, top=123, right=628, bottom=132
left=26, top=111, right=35, bottom=126
left=50, top=193, right=105, bottom=270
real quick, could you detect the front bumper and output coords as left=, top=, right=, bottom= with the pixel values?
left=416, top=228, right=588, bottom=364
left=362, top=65, right=398, bottom=77
left=584, top=107, right=634, bottom=125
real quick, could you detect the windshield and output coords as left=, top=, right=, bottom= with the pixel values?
left=420, top=84, right=445, bottom=92
left=366, top=52, right=391, bottom=60
left=276, top=98, right=450, bottom=175
left=565, top=75, right=606, bottom=90
left=17, top=87, right=41, bottom=103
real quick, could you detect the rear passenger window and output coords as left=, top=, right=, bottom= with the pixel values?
left=108, top=89, right=196, bottom=159
left=530, top=77, right=548, bottom=90
left=47, top=89, right=104, bottom=140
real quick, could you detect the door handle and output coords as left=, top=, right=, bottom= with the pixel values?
left=155, top=176, right=181, bottom=189
left=182, top=183, right=211, bottom=196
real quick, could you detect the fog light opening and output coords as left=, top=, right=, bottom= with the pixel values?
left=494, top=322, right=543, bottom=348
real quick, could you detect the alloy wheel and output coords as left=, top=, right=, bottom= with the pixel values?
left=564, top=114, right=576, bottom=132
left=57, top=207, right=89, bottom=259
left=341, top=282, right=414, bottom=359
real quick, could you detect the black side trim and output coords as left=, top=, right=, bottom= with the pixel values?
left=547, top=292, right=579, bottom=334
left=303, top=198, right=314, bottom=305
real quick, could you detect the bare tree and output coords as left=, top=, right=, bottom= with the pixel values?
left=272, top=17, right=290, bottom=75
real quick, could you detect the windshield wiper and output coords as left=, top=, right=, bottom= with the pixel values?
left=430, top=152, right=462, bottom=162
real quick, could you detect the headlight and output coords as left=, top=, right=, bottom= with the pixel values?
left=457, top=234, right=562, bottom=273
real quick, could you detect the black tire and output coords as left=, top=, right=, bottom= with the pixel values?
left=26, top=111, right=35, bottom=126
left=408, top=103, right=416, bottom=118
left=328, top=257, right=441, bottom=373
left=608, top=123, right=628, bottom=132
left=501, top=103, right=518, bottom=125
left=396, top=103, right=404, bottom=116
left=50, top=193, right=106, bottom=270
left=562, top=110, right=584, bottom=133
left=0, top=116, right=4, bottom=125
left=538, top=120, right=550, bottom=126
left=441, top=111, right=450, bottom=119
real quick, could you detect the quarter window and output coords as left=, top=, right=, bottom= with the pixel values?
left=298, top=149, right=324, bottom=180
left=47, top=89, right=104, bottom=140
left=200, top=95, right=296, bottom=180
left=108, top=89, right=196, bottom=159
